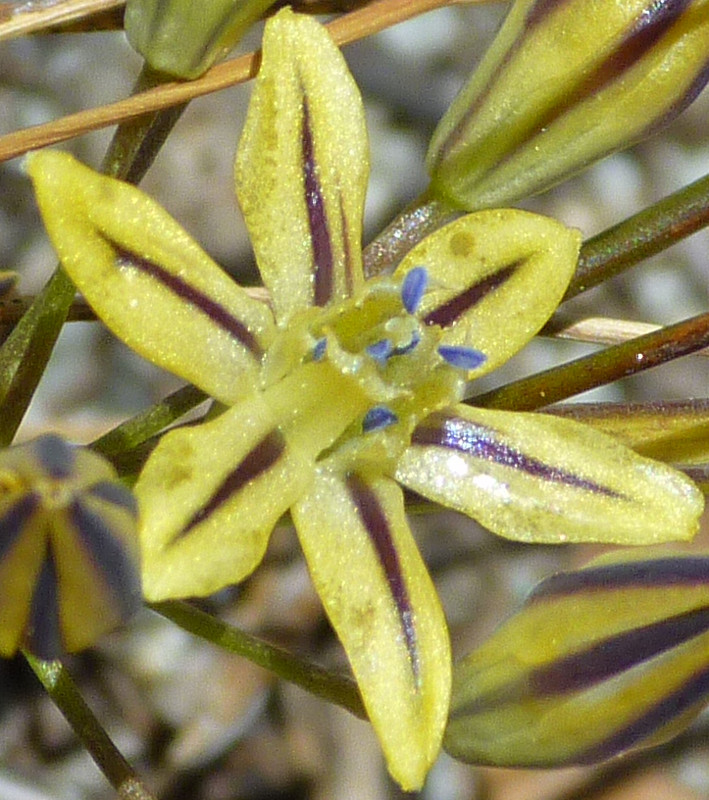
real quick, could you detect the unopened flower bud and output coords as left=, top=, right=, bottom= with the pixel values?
left=0, top=435, right=141, bottom=659
left=125, top=0, right=277, bottom=78
left=446, top=551, right=709, bottom=766
left=428, top=0, right=709, bottom=211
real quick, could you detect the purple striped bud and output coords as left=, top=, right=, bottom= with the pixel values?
left=445, top=551, right=709, bottom=766
left=125, top=0, right=277, bottom=78
left=0, top=435, right=141, bottom=659
left=427, top=0, right=709, bottom=211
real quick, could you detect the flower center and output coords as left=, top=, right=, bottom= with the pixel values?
left=261, top=268, right=485, bottom=463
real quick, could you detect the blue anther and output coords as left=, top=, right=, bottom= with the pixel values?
left=362, top=405, right=399, bottom=433
left=366, top=339, right=393, bottom=363
left=392, top=330, right=421, bottom=356
left=438, top=345, right=487, bottom=370
left=401, top=266, right=429, bottom=314
left=312, top=337, right=327, bottom=361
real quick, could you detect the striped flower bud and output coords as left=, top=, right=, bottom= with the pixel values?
left=445, top=551, right=709, bottom=766
left=427, top=0, right=709, bottom=211
left=0, top=435, right=141, bottom=660
left=124, top=0, right=277, bottom=78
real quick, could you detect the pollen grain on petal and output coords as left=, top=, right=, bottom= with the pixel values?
left=311, top=337, right=328, bottom=361
left=437, top=345, right=487, bottom=370
left=366, top=339, right=394, bottom=363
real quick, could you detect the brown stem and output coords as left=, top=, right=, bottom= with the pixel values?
left=363, top=191, right=457, bottom=277
left=470, top=313, right=709, bottom=411
left=566, top=170, right=709, bottom=300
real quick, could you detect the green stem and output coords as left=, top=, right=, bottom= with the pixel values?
left=362, top=190, right=457, bottom=277
left=566, top=170, right=709, bottom=300
left=0, top=65, right=187, bottom=445
left=24, top=653, right=158, bottom=800
left=91, top=384, right=208, bottom=458
left=0, top=269, right=76, bottom=446
left=470, top=312, right=709, bottom=411
left=153, top=600, right=367, bottom=719
left=101, top=64, right=188, bottom=183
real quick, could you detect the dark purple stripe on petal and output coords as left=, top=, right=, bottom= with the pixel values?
left=25, top=543, right=63, bottom=660
left=574, top=661, right=709, bottom=764
left=432, top=0, right=566, bottom=168
left=345, top=474, right=420, bottom=683
left=302, top=100, right=334, bottom=307
left=35, top=435, right=75, bottom=480
left=70, top=498, right=142, bottom=619
left=646, top=56, right=709, bottom=138
left=339, top=193, right=356, bottom=297
left=437, top=0, right=700, bottom=191
left=571, top=0, right=693, bottom=100
left=530, top=558, right=709, bottom=602
left=180, top=429, right=286, bottom=537
left=423, top=262, right=519, bottom=328
left=114, top=246, right=263, bottom=358
left=452, top=657, right=709, bottom=765
left=411, top=412, right=622, bottom=498
left=531, top=606, right=709, bottom=697
left=86, top=482, right=139, bottom=517
left=0, top=493, right=39, bottom=562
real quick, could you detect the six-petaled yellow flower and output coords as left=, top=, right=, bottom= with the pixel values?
left=26, top=9, right=703, bottom=789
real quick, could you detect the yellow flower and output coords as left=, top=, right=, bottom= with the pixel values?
left=26, top=9, right=703, bottom=788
